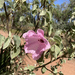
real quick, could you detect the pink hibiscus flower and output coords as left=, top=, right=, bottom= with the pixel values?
left=23, top=29, right=51, bottom=60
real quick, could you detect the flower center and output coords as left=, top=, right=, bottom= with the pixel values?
left=38, top=39, right=44, bottom=43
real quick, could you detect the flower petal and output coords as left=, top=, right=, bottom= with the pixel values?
left=24, top=45, right=35, bottom=54
left=42, top=38, right=51, bottom=51
left=22, top=30, right=35, bottom=39
left=32, top=52, right=43, bottom=60
left=45, top=40, right=51, bottom=50
left=23, top=29, right=51, bottom=60
left=37, top=29, right=44, bottom=36
left=36, top=43, right=46, bottom=54
left=24, top=36, right=40, bottom=54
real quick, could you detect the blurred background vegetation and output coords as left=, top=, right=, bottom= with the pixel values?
left=0, top=0, right=75, bottom=35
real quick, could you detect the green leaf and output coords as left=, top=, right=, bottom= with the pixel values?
left=24, top=67, right=28, bottom=70
left=55, top=45, right=61, bottom=53
left=29, top=72, right=35, bottom=75
left=46, top=11, right=52, bottom=21
left=0, top=0, right=4, bottom=8
left=51, top=45, right=61, bottom=56
left=43, top=18, right=48, bottom=27
left=19, top=16, right=25, bottom=22
left=37, top=54, right=44, bottom=63
left=46, top=11, right=52, bottom=36
left=13, top=35, right=21, bottom=48
left=29, top=74, right=35, bottom=75
left=0, top=35, right=5, bottom=49
left=32, top=4, right=37, bottom=11
left=59, top=71, right=64, bottom=75
left=54, top=68, right=57, bottom=73
left=55, top=30, right=62, bottom=36
left=54, top=45, right=61, bottom=58
left=10, top=47, right=20, bottom=59
left=68, top=58, right=72, bottom=60
left=28, top=65, right=35, bottom=71
left=10, top=60, right=14, bottom=64
left=20, top=68, right=22, bottom=71
left=41, top=67, right=46, bottom=74
left=60, top=59, right=66, bottom=64
left=70, top=52, right=75, bottom=58
left=49, top=73, right=53, bottom=75
left=51, top=45, right=55, bottom=52
left=48, top=24, right=53, bottom=36
left=59, top=51, right=63, bottom=56
left=59, top=43, right=63, bottom=50
left=3, top=37, right=11, bottom=49
left=54, top=36, right=61, bottom=44
left=51, top=66, right=54, bottom=71
left=39, top=10, right=46, bottom=16
left=32, top=12, right=36, bottom=17
left=71, top=42, right=75, bottom=49
left=9, top=31, right=11, bottom=37
left=45, top=51, right=50, bottom=59
left=22, top=0, right=26, bottom=3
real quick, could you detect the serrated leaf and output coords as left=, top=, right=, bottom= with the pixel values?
left=0, top=0, right=4, bottom=8
left=13, top=35, right=21, bottom=48
left=10, top=47, right=20, bottom=59
left=41, top=67, right=46, bottom=74
left=0, top=35, right=5, bottom=49
left=39, top=10, right=46, bottom=16
left=3, top=37, right=11, bottom=49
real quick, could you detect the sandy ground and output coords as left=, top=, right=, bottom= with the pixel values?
left=0, top=30, right=75, bottom=75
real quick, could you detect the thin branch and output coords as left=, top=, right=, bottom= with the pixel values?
left=22, top=52, right=69, bottom=75
left=45, top=67, right=56, bottom=75
left=43, top=0, right=46, bottom=9
left=31, top=52, right=68, bottom=71
left=34, top=13, right=40, bottom=31
left=4, top=2, right=9, bottom=33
